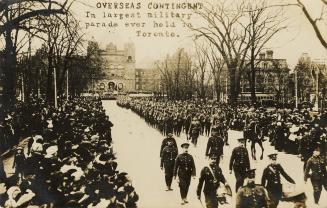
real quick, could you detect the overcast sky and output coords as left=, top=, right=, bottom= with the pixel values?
left=70, top=0, right=326, bottom=68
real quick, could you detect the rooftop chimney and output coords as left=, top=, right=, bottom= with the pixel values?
left=266, top=50, right=273, bottom=59
left=259, top=53, right=266, bottom=59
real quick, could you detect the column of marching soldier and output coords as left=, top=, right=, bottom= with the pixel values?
left=117, top=97, right=327, bottom=208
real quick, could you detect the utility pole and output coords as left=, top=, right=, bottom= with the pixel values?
left=54, top=67, right=57, bottom=108
left=225, top=75, right=228, bottom=103
left=37, top=68, right=41, bottom=98
left=316, top=67, right=319, bottom=111
left=312, top=64, right=319, bottom=112
left=295, top=68, right=298, bottom=108
left=21, top=74, right=24, bottom=102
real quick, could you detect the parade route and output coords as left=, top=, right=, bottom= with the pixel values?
left=104, top=100, right=327, bottom=208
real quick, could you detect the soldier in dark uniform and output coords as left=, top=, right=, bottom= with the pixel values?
left=205, top=130, right=224, bottom=165
left=189, top=117, right=201, bottom=147
left=160, top=133, right=178, bottom=157
left=160, top=140, right=178, bottom=191
left=174, top=143, right=196, bottom=205
left=304, top=147, right=326, bottom=205
left=197, top=156, right=229, bottom=208
left=298, top=130, right=314, bottom=171
left=229, top=138, right=250, bottom=192
left=261, top=153, right=295, bottom=208
left=236, top=169, right=270, bottom=208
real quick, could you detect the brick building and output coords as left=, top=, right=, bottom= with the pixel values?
left=240, top=50, right=290, bottom=103
left=135, top=68, right=160, bottom=93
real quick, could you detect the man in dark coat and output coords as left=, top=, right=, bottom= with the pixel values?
left=160, top=133, right=177, bottom=157
left=197, top=156, right=229, bottom=208
left=236, top=169, right=270, bottom=208
left=261, top=153, right=295, bottom=208
left=304, top=147, right=326, bottom=205
left=298, top=130, right=315, bottom=170
left=229, top=138, right=250, bottom=192
left=174, top=143, right=196, bottom=205
left=205, top=130, right=224, bottom=165
left=160, top=140, right=178, bottom=191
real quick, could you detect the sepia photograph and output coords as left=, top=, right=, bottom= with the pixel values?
left=0, top=0, right=326, bottom=207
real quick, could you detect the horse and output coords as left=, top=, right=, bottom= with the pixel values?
left=244, top=121, right=265, bottom=160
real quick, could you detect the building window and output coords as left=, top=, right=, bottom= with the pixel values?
left=264, top=63, right=268, bottom=69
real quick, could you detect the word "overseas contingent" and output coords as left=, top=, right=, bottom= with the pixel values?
left=95, top=2, right=203, bottom=10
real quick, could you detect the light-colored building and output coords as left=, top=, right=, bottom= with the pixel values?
left=96, top=42, right=136, bottom=92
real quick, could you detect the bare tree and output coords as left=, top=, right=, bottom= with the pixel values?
left=245, top=0, right=287, bottom=103
left=187, top=0, right=289, bottom=103
left=194, top=41, right=209, bottom=99
left=188, top=0, right=252, bottom=103
left=157, top=49, right=195, bottom=100
left=204, top=42, right=226, bottom=101
left=296, top=0, right=327, bottom=49
left=36, top=13, right=83, bottom=102
left=0, top=0, right=70, bottom=110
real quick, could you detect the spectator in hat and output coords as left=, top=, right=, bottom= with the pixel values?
left=174, top=143, right=196, bottom=205
left=5, top=186, right=35, bottom=208
left=12, top=147, right=26, bottom=180
left=236, top=169, right=270, bottom=208
left=261, top=153, right=295, bottom=208
left=304, top=146, right=326, bottom=205
left=229, top=138, right=250, bottom=192
left=197, top=156, right=229, bottom=208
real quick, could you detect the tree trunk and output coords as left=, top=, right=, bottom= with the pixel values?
left=229, top=67, right=236, bottom=104
left=250, top=51, right=257, bottom=104
left=2, top=27, right=17, bottom=114
left=46, top=49, right=54, bottom=104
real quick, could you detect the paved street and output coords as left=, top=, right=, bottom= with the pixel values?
left=104, top=100, right=327, bottom=208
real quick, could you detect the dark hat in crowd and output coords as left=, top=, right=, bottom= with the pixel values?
left=246, top=169, right=256, bottom=179
left=181, top=143, right=190, bottom=148
left=116, top=187, right=127, bottom=201
left=116, top=172, right=129, bottom=186
left=124, top=185, right=135, bottom=193
left=314, top=145, right=321, bottom=152
left=116, top=172, right=128, bottom=182
left=99, top=153, right=111, bottom=161
left=268, top=153, right=277, bottom=160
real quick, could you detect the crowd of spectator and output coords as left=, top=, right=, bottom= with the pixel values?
left=0, top=97, right=138, bottom=208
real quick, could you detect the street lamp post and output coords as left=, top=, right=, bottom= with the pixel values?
left=21, top=73, right=25, bottom=102
left=66, top=69, right=69, bottom=101
left=54, top=67, right=57, bottom=108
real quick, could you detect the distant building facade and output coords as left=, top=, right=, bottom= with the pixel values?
left=295, top=53, right=327, bottom=103
left=240, top=50, right=290, bottom=102
left=95, top=42, right=136, bottom=93
left=135, top=68, right=160, bottom=92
